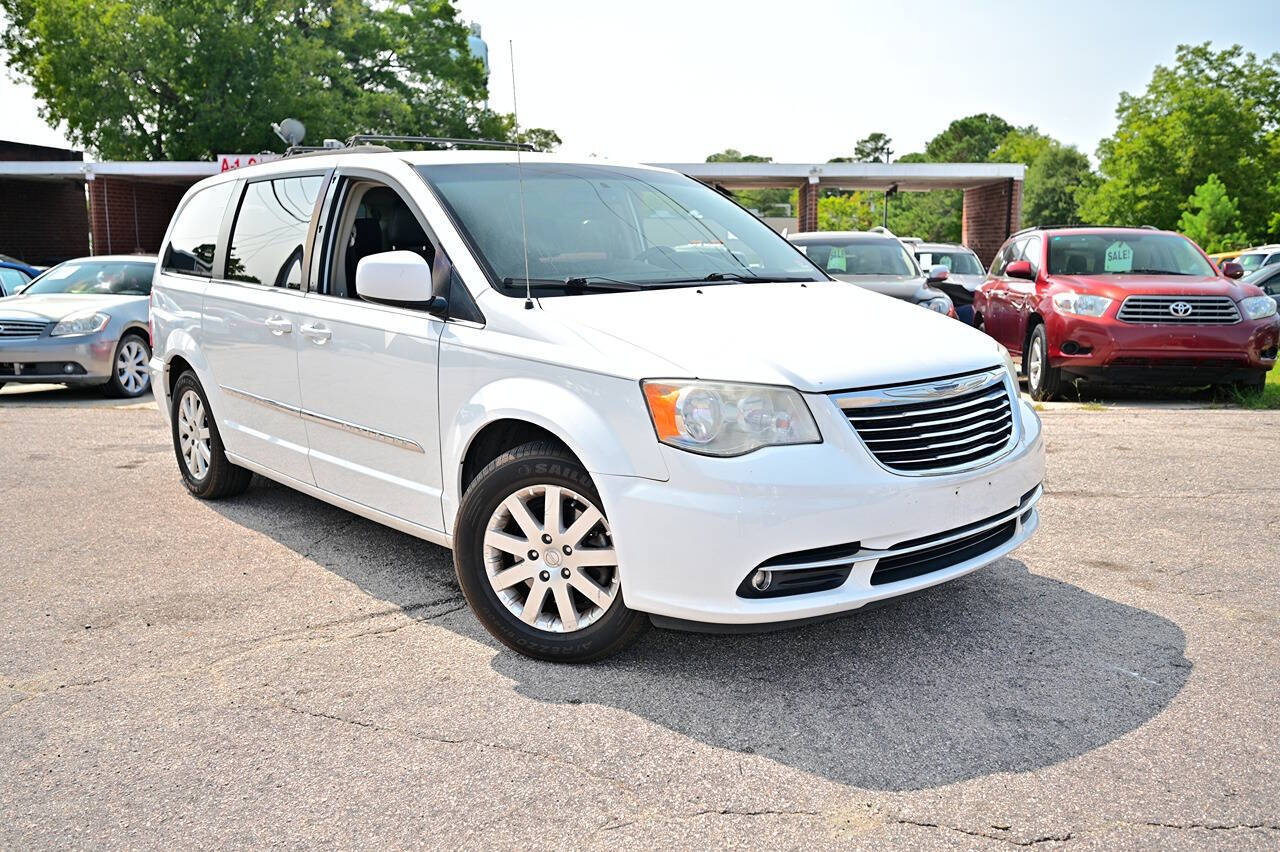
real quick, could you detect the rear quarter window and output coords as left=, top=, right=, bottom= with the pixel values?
left=163, top=182, right=235, bottom=278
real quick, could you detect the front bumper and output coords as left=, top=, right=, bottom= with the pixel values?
left=596, top=394, right=1045, bottom=625
left=1046, top=313, right=1280, bottom=382
left=0, top=332, right=119, bottom=384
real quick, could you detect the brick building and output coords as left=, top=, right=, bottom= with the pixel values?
left=0, top=146, right=1024, bottom=267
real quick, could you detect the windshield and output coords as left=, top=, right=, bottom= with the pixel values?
left=1236, top=252, right=1270, bottom=272
left=789, top=237, right=919, bottom=277
left=916, top=250, right=983, bottom=275
left=25, top=260, right=154, bottom=296
left=1046, top=232, right=1214, bottom=277
left=418, top=163, right=823, bottom=296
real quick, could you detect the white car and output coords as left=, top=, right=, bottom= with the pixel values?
left=149, top=147, right=1044, bottom=662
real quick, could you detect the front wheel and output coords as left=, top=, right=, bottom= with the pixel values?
left=103, top=333, right=152, bottom=398
left=1233, top=372, right=1267, bottom=396
left=1025, top=324, right=1062, bottom=401
left=454, top=441, right=647, bottom=662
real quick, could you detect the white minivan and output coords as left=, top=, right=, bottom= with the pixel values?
left=150, top=146, right=1045, bottom=661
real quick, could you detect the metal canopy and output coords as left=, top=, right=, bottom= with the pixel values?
left=652, top=162, right=1026, bottom=192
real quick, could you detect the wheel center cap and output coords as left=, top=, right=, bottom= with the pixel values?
left=543, top=548, right=562, bottom=567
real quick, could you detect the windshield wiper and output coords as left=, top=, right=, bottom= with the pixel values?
left=656, top=272, right=818, bottom=285
left=501, top=275, right=643, bottom=294
left=1115, top=269, right=1194, bottom=275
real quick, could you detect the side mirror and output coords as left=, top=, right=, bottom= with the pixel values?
left=355, top=250, right=448, bottom=316
left=1221, top=260, right=1244, bottom=280
left=1005, top=260, right=1035, bottom=281
left=926, top=264, right=949, bottom=284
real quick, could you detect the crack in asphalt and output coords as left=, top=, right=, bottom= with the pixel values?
left=893, top=818, right=1073, bottom=846
left=1144, top=821, right=1280, bottom=832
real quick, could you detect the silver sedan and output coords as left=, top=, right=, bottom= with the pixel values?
left=0, top=256, right=156, bottom=397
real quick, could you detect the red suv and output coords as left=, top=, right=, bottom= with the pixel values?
left=973, top=227, right=1280, bottom=399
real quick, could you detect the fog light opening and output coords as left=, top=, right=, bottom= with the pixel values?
left=750, top=569, right=773, bottom=592
left=63, top=363, right=76, bottom=374
left=1061, top=341, right=1079, bottom=355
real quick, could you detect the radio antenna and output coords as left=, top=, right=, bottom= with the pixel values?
left=509, top=40, right=533, bottom=310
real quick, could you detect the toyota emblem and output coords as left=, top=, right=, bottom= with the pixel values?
left=1169, top=301, right=1193, bottom=317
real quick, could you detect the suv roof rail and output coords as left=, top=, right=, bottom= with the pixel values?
left=281, top=143, right=392, bottom=159
left=345, top=134, right=535, bottom=151
left=868, top=225, right=897, bottom=237
left=1010, top=223, right=1110, bottom=237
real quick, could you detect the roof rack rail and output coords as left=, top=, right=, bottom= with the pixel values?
left=345, top=134, right=535, bottom=151
left=1011, top=223, right=1105, bottom=237
left=281, top=143, right=392, bottom=159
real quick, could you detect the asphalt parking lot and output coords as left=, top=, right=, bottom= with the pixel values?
left=1, top=384, right=1277, bottom=849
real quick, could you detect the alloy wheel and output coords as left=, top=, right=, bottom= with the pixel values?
left=116, top=338, right=150, bottom=394
left=177, top=389, right=212, bottom=480
left=483, top=484, right=619, bottom=633
left=1028, top=337, right=1043, bottom=390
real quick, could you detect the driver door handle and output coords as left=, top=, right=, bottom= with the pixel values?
left=301, top=322, right=332, bottom=344
left=264, top=316, right=292, bottom=336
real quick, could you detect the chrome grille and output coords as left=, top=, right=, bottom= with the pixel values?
left=0, top=319, right=48, bottom=339
left=1117, top=295, right=1240, bottom=325
left=833, top=368, right=1016, bottom=474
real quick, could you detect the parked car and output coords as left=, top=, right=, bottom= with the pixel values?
left=1206, top=248, right=1243, bottom=270
left=913, top=242, right=985, bottom=325
left=1242, top=264, right=1280, bottom=310
left=786, top=230, right=956, bottom=317
left=150, top=149, right=1044, bottom=662
left=1234, top=244, right=1280, bottom=273
left=0, top=256, right=155, bottom=396
left=0, top=257, right=39, bottom=297
left=973, top=226, right=1279, bottom=399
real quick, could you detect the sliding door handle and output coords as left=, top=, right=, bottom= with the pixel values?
left=300, top=322, right=332, bottom=344
left=265, top=316, right=293, bottom=336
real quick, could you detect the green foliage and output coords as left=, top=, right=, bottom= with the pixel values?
left=0, top=0, right=553, bottom=159
left=854, top=132, right=893, bottom=163
left=705, top=148, right=771, bottom=163
left=1177, top=174, right=1248, bottom=251
left=1083, top=43, right=1280, bottom=240
left=992, top=127, right=1097, bottom=226
left=925, top=113, right=1013, bottom=162
left=887, top=190, right=962, bottom=242
left=817, top=193, right=877, bottom=231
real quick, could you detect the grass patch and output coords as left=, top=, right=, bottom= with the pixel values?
left=1230, top=369, right=1280, bottom=410
left=1078, top=401, right=1106, bottom=411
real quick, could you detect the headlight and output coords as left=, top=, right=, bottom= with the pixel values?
left=50, top=310, right=110, bottom=337
left=641, top=380, right=821, bottom=456
left=921, top=296, right=951, bottom=314
left=997, top=344, right=1018, bottom=387
left=1051, top=291, right=1112, bottom=317
left=1240, top=295, right=1278, bottom=320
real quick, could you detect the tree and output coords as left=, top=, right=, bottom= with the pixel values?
left=0, top=0, right=553, bottom=159
left=705, top=149, right=771, bottom=163
left=817, top=193, right=877, bottom=231
left=854, top=132, right=893, bottom=163
left=925, top=113, right=1014, bottom=162
left=1083, top=43, right=1280, bottom=239
left=1177, top=174, right=1248, bottom=252
left=991, top=127, right=1097, bottom=226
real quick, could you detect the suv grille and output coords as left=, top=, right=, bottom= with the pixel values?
left=0, top=319, right=48, bottom=339
left=1117, top=295, right=1240, bottom=325
left=833, top=369, right=1015, bottom=475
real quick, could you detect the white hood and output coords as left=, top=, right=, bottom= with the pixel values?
left=537, top=280, right=1004, bottom=392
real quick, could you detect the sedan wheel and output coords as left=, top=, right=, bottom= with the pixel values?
left=484, top=484, right=619, bottom=633
left=177, top=388, right=212, bottom=481
left=104, top=335, right=151, bottom=398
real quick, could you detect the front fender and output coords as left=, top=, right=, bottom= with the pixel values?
left=441, top=374, right=670, bottom=534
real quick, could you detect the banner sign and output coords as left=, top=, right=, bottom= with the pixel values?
left=216, top=153, right=281, bottom=172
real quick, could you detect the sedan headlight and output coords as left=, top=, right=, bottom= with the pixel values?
left=921, top=296, right=952, bottom=314
left=1240, top=295, right=1278, bottom=320
left=642, top=380, right=821, bottom=456
left=50, top=310, right=110, bottom=337
left=1051, top=292, right=1112, bottom=317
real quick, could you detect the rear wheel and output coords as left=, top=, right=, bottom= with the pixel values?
left=170, top=371, right=252, bottom=499
left=454, top=440, right=647, bottom=662
left=103, top=333, right=151, bottom=398
left=1025, top=324, right=1062, bottom=401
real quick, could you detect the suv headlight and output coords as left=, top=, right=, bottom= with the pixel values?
left=1240, top=295, right=1277, bottom=320
left=1051, top=292, right=1112, bottom=317
left=50, top=310, right=110, bottom=337
left=642, top=380, right=821, bottom=456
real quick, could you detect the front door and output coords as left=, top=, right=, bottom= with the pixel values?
left=295, top=175, right=446, bottom=530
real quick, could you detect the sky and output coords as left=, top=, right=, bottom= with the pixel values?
left=3, top=0, right=1278, bottom=162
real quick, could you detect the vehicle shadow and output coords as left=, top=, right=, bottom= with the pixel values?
left=0, top=383, right=153, bottom=408
left=209, top=479, right=1191, bottom=792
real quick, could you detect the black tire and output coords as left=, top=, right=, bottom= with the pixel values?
left=102, top=331, right=153, bottom=398
left=1233, top=372, right=1267, bottom=396
left=1025, top=324, right=1062, bottom=401
left=170, top=370, right=252, bottom=499
left=454, top=440, right=647, bottom=663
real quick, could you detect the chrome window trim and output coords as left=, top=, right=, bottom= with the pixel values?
left=220, top=385, right=425, bottom=454
left=830, top=366, right=1021, bottom=477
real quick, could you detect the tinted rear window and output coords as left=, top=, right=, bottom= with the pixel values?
left=226, top=175, right=324, bottom=288
left=163, top=183, right=234, bottom=278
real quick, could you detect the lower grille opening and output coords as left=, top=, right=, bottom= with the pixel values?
left=737, top=565, right=853, bottom=599
left=871, top=519, right=1017, bottom=586
left=0, top=361, right=88, bottom=376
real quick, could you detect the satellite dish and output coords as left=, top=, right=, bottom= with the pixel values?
left=271, top=118, right=306, bottom=147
